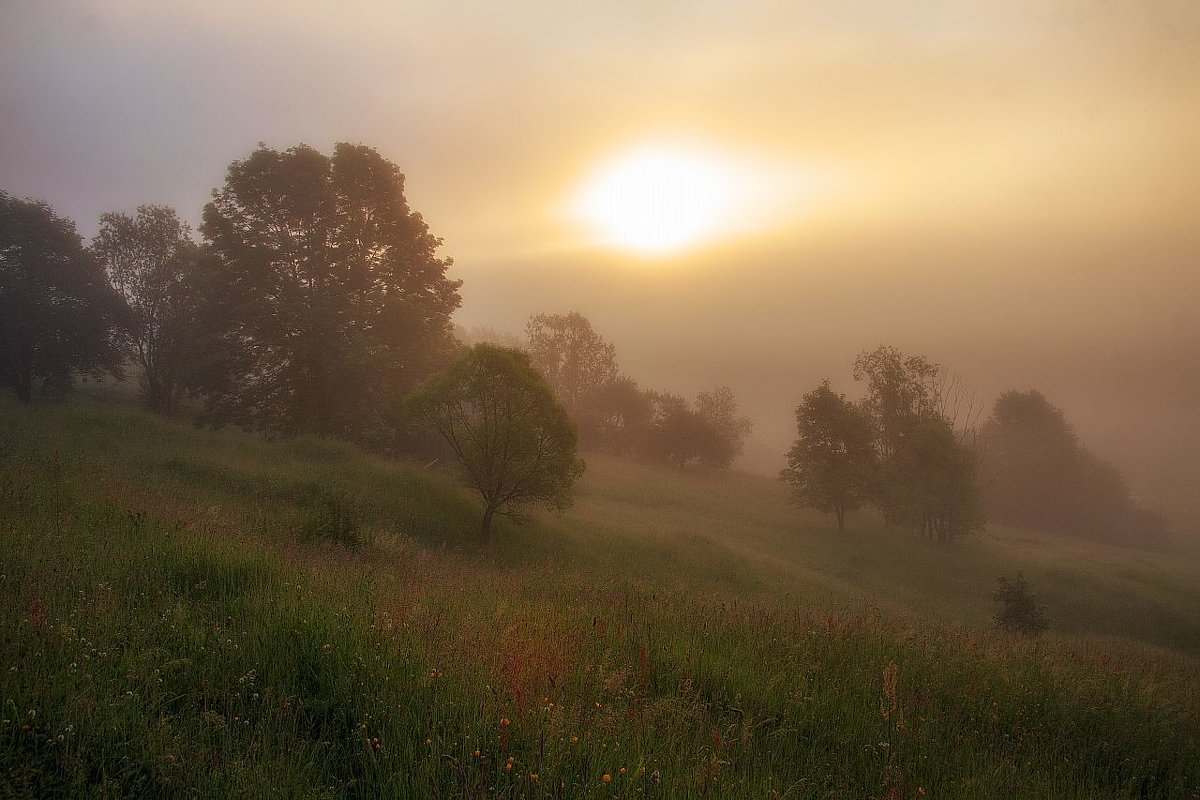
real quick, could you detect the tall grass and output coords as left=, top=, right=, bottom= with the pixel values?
left=2, top=398, right=1198, bottom=798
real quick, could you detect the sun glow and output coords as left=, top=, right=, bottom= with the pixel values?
left=571, top=144, right=753, bottom=256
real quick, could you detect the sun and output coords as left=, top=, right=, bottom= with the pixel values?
left=571, top=144, right=749, bottom=256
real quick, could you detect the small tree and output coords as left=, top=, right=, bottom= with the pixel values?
left=0, top=192, right=126, bottom=401
left=781, top=380, right=876, bottom=532
left=993, top=572, right=1049, bottom=635
left=91, top=205, right=201, bottom=414
left=407, top=344, right=585, bottom=542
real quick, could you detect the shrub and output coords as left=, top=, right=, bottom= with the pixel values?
left=993, top=571, right=1049, bottom=635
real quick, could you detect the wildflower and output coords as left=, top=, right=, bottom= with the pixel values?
left=500, top=718, right=510, bottom=727
left=619, top=767, right=626, bottom=775
left=602, top=773, right=612, bottom=783
left=505, top=763, right=513, bottom=772
left=473, top=749, right=481, bottom=757
left=570, top=736, right=578, bottom=743
left=530, top=773, right=539, bottom=783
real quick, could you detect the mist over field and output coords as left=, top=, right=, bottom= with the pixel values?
left=4, top=0, right=1198, bottom=529
left=3, top=1, right=1200, bottom=797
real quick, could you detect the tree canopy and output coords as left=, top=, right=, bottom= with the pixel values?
left=525, top=311, right=619, bottom=414
left=642, top=387, right=752, bottom=469
left=853, top=345, right=944, bottom=526
left=91, top=205, right=201, bottom=414
left=781, top=380, right=876, bottom=532
left=892, top=417, right=984, bottom=542
left=980, top=390, right=1168, bottom=546
left=406, top=344, right=585, bottom=542
left=194, top=142, right=461, bottom=443
left=784, top=349, right=985, bottom=542
left=0, top=192, right=126, bottom=402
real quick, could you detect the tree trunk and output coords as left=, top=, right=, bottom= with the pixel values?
left=480, top=503, right=496, bottom=544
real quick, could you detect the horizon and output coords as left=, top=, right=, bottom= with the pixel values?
left=3, top=0, right=1198, bottom=525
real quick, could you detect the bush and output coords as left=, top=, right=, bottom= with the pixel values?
left=993, top=571, right=1049, bottom=635
left=299, top=487, right=365, bottom=548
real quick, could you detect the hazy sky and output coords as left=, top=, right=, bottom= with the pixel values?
left=3, top=1, right=1198, bottom=520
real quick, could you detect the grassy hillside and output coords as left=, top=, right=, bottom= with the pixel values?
left=2, top=398, right=1198, bottom=798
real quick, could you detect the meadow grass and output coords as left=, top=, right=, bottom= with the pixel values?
left=2, top=397, right=1198, bottom=798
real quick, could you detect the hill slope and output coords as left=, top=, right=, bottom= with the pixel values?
left=2, top=399, right=1198, bottom=798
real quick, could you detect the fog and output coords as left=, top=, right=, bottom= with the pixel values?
left=3, top=0, right=1197, bottom=525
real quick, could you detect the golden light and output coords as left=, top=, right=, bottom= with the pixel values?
left=571, top=143, right=753, bottom=256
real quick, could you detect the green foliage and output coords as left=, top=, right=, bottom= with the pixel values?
left=781, top=380, right=876, bottom=531
left=407, top=343, right=585, bottom=541
left=193, top=142, right=461, bottom=444
left=1, top=401, right=1199, bottom=798
left=994, top=572, right=1050, bottom=635
left=0, top=192, right=126, bottom=402
left=853, top=345, right=943, bottom=526
left=893, top=418, right=985, bottom=542
left=90, top=205, right=201, bottom=415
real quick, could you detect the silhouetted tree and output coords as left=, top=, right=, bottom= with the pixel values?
left=91, top=205, right=201, bottom=414
left=781, top=380, right=876, bottom=532
left=993, top=572, right=1048, bottom=635
left=853, top=345, right=942, bottom=526
left=981, top=391, right=1080, bottom=528
left=194, top=143, right=461, bottom=444
left=406, top=344, right=584, bottom=542
left=0, top=192, right=125, bottom=402
left=576, top=375, right=653, bottom=454
left=980, top=390, right=1169, bottom=546
left=525, top=312, right=618, bottom=414
left=642, top=391, right=698, bottom=467
left=694, top=384, right=753, bottom=468
left=892, top=418, right=984, bottom=542
left=642, top=386, right=750, bottom=469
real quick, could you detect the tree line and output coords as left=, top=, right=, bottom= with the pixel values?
left=0, top=141, right=1169, bottom=546
left=1, top=142, right=751, bottom=540
left=781, top=347, right=1170, bottom=547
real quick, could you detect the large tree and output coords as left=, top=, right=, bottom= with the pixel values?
left=91, top=205, right=200, bottom=414
left=195, top=143, right=461, bottom=443
left=980, top=390, right=1080, bottom=531
left=781, top=380, right=876, bottom=532
left=694, top=384, right=753, bottom=468
left=0, top=192, right=125, bottom=402
left=406, top=344, right=585, bottom=542
left=892, top=418, right=984, bottom=543
left=525, top=312, right=618, bottom=414
left=980, top=390, right=1168, bottom=546
left=853, top=345, right=942, bottom=525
